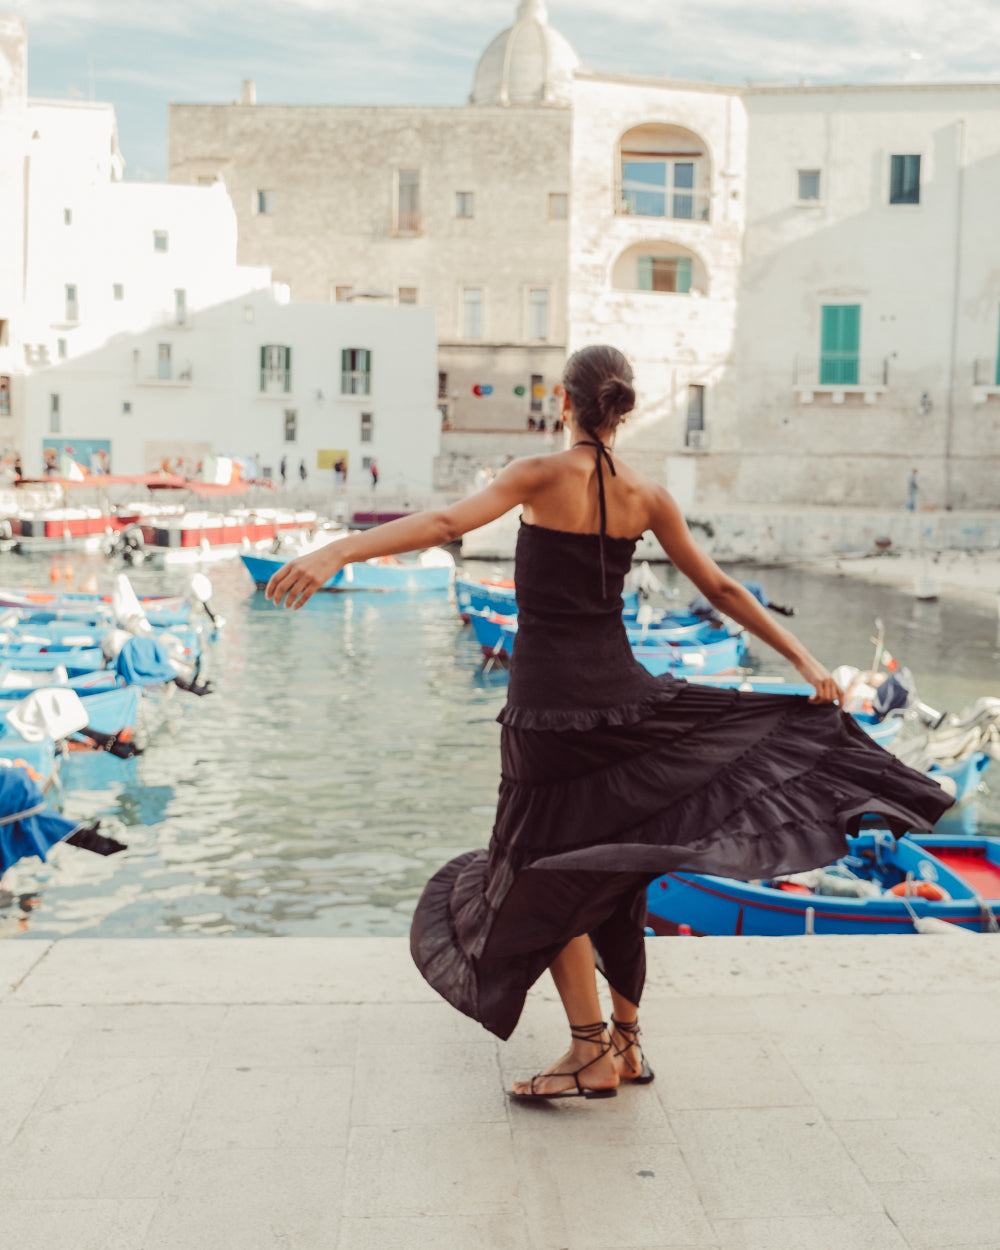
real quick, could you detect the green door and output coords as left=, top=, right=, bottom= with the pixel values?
left=820, top=305, right=860, bottom=385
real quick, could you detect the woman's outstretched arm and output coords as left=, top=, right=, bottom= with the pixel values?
left=647, top=486, right=844, bottom=704
left=266, top=458, right=545, bottom=609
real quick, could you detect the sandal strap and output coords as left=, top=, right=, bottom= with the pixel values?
left=610, top=1017, right=642, bottom=1059
left=529, top=1022, right=611, bottom=1096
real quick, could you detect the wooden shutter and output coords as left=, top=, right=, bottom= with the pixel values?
left=676, top=258, right=693, bottom=294
left=637, top=257, right=653, bottom=290
left=820, top=305, right=860, bottom=385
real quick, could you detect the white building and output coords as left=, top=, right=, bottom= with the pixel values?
left=570, top=73, right=1000, bottom=510
left=0, top=16, right=441, bottom=490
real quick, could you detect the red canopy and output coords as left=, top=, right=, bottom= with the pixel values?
left=22, top=472, right=273, bottom=495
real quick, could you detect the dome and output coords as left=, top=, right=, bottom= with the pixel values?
left=470, top=1, right=580, bottom=108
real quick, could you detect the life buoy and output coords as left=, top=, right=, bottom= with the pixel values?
left=889, top=880, right=949, bottom=902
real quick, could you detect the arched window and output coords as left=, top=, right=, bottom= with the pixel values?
left=618, top=123, right=710, bottom=223
left=611, top=242, right=708, bottom=297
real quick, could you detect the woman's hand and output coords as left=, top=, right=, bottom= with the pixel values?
left=265, top=546, right=346, bottom=610
left=794, top=655, right=845, bottom=705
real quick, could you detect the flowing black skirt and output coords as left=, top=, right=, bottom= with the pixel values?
left=410, top=681, right=954, bottom=1040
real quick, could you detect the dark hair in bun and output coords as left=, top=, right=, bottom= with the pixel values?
left=562, top=345, right=635, bottom=436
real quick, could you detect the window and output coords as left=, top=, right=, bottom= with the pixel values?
left=65, top=284, right=78, bottom=321
left=438, top=371, right=448, bottom=399
left=334, top=286, right=353, bottom=303
left=256, top=189, right=275, bottom=215
left=889, top=155, right=921, bottom=205
left=637, top=256, right=692, bottom=294
left=820, top=304, right=861, bottom=385
left=530, top=374, right=544, bottom=414
left=49, top=393, right=60, bottom=434
left=0, top=376, right=10, bottom=417
left=462, top=287, right=483, bottom=339
left=397, top=169, right=420, bottom=233
left=798, top=170, right=821, bottom=201
left=283, top=409, right=297, bottom=442
left=456, top=192, right=475, bottom=219
left=0, top=319, right=7, bottom=345
left=528, top=288, right=549, bottom=341
left=113, top=283, right=124, bottom=301
left=153, top=230, right=169, bottom=252
left=686, top=384, right=705, bottom=444
left=622, top=158, right=703, bottom=220
left=122, top=401, right=132, bottom=414
left=548, top=192, right=568, bottom=220
left=175, top=288, right=187, bottom=326
left=63, top=208, right=72, bottom=225
left=260, top=345, right=292, bottom=393
left=360, top=412, right=373, bottom=444
left=157, top=343, right=172, bottom=381
left=341, top=348, right=372, bottom=395
left=398, top=286, right=418, bottom=305
left=57, top=338, right=67, bottom=359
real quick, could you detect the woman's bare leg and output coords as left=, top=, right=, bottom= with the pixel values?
left=510, top=934, right=619, bottom=1096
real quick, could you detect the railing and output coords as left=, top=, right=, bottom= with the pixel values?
left=793, top=356, right=889, bottom=388
left=260, top=372, right=291, bottom=395
left=685, top=428, right=709, bottom=450
left=973, top=357, right=999, bottom=387
left=341, top=371, right=371, bottom=396
left=139, top=362, right=193, bottom=386
left=617, top=191, right=711, bottom=223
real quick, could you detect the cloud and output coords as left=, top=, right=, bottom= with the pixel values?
left=17, top=0, right=1000, bottom=179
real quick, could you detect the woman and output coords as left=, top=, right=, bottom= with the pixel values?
left=267, top=345, right=952, bottom=1102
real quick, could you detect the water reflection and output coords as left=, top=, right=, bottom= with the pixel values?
left=0, top=552, right=997, bottom=938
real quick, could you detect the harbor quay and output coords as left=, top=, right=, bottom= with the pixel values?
left=2, top=935, right=1000, bottom=1250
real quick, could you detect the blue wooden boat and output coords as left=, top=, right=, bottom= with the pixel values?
left=0, top=646, right=105, bottom=675
left=0, top=588, right=192, bottom=627
left=456, top=575, right=643, bottom=620
left=242, top=551, right=454, bottom=594
left=646, top=832, right=1000, bottom=936
left=633, top=634, right=747, bottom=677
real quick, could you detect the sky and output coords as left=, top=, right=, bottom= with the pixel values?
left=9, top=0, right=1000, bottom=180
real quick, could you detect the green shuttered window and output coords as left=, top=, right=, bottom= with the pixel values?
left=637, top=256, right=692, bottom=294
left=820, top=305, right=860, bottom=385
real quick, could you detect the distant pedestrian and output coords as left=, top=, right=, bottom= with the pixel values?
left=299, top=459, right=307, bottom=483
left=906, top=468, right=918, bottom=512
left=370, top=459, right=379, bottom=489
left=334, top=458, right=346, bottom=487
left=527, top=416, right=537, bottom=431
left=13, top=454, right=22, bottom=482
left=280, top=456, right=287, bottom=485
left=538, top=417, right=547, bottom=433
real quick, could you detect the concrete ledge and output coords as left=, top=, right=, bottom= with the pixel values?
left=2, top=936, right=1000, bottom=1248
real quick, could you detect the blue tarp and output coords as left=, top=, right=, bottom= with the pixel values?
left=0, top=763, right=79, bottom=872
left=114, top=636, right=177, bottom=687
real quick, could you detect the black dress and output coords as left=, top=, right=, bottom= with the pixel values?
left=410, top=474, right=953, bottom=1040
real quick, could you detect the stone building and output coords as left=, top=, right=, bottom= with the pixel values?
left=168, top=0, right=574, bottom=435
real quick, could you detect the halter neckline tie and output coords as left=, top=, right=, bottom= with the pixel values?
left=572, top=439, right=616, bottom=599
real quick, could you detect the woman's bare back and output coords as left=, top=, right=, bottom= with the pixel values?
left=520, top=444, right=653, bottom=540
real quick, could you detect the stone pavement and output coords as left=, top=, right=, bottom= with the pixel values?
left=2, top=935, right=999, bottom=1250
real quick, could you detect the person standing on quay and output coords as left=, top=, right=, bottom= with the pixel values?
left=370, top=459, right=378, bottom=490
left=280, top=455, right=287, bottom=487
left=298, top=458, right=307, bottom=485
left=907, top=467, right=919, bottom=511
left=267, top=345, right=951, bottom=1101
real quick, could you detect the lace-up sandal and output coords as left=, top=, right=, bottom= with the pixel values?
left=509, top=1021, right=618, bottom=1102
left=611, top=1017, right=655, bottom=1085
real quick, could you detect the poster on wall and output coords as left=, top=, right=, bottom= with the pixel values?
left=41, top=438, right=112, bottom=476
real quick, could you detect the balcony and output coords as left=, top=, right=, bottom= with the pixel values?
left=972, top=357, right=1000, bottom=401
left=136, top=359, right=193, bottom=387
left=793, top=356, right=889, bottom=404
left=374, top=211, right=424, bottom=239
left=617, top=190, right=711, bottom=224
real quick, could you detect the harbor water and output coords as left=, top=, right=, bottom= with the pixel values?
left=2, top=551, right=998, bottom=939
